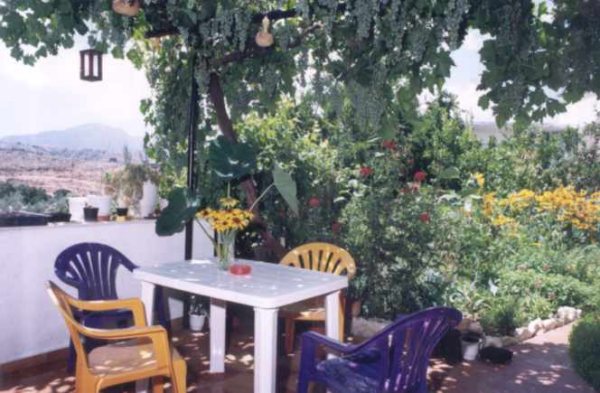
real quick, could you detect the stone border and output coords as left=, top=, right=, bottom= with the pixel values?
left=351, top=306, right=583, bottom=349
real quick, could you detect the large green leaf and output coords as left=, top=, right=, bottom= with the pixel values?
left=272, top=164, right=299, bottom=215
left=439, top=166, right=460, bottom=180
left=208, top=136, right=256, bottom=180
left=155, top=187, right=201, bottom=236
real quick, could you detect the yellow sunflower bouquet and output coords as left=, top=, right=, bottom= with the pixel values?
left=196, top=197, right=254, bottom=269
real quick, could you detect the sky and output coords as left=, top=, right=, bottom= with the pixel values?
left=444, top=30, right=599, bottom=127
left=0, top=30, right=598, bottom=138
left=0, top=38, right=151, bottom=137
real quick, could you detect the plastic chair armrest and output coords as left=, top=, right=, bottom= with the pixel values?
left=68, top=297, right=147, bottom=327
left=302, top=331, right=356, bottom=354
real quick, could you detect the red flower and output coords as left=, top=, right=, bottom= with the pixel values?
left=308, top=197, right=321, bottom=208
left=419, top=212, right=430, bottom=223
left=331, top=221, right=342, bottom=234
left=359, top=166, right=374, bottom=177
left=413, top=170, right=427, bottom=182
left=382, top=139, right=397, bottom=151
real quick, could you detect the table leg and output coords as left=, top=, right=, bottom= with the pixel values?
left=254, top=307, right=278, bottom=393
left=325, top=291, right=341, bottom=358
left=136, top=282, right=156, bottom=393
left=209, top=298, right=227, bottom=373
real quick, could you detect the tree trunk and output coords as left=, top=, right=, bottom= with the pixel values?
left=208, top=72, right=286, bottom=260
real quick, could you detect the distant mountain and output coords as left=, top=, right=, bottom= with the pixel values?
left=0, top=124, right=143, bottom=155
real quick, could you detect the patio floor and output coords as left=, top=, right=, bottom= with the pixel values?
left=434, top=322, right=594, bottom=393
left=0, top=318, right=592, bottom=393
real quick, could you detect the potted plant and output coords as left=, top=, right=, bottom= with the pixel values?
left=461, top=331, right=483, bottom=361
left=189, top=295, right=207, bottom=332
left=68, top=197, right=87, bottom=222
left=140, top=179, right=159, bottom=218
left=86, top=194, right=112, bottom=221
left=115, top=207, right=129, bottom=222
left=105, top=162, right=160, bottom=218
left=46, top=189, right=71, bottom=223
left=83, top=203, right=99, bottom=222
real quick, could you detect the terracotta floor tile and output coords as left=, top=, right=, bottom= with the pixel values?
left=0, top=322, right=593, bottom=393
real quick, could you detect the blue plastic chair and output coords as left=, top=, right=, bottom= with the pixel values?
left=297, top=307, right=462, bottom=393
left=54, top=242, right=169, bottom=372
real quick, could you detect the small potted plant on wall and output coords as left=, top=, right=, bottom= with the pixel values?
left=87, top=176, right=113, bottom=221
left=189, top=295, right=207, bottom=332
left=105, top=161, right=160, bottom=218
left=46, top=189, right=72, bottom=223
left=83, top=203, right=99, bottom=222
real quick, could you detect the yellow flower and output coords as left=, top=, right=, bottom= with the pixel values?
left=503, top=189, right=536, bottom=211
left=219, top=197, right=239, bottom=209
left=196, top=208, right=214, bottom=219
left=202, top=206, right=254, bottom=233
left=491, top=214, right=517, bottom=227
left=473, top=172, right=485, bottom=188
left=482, top=192, right=496, bottom=217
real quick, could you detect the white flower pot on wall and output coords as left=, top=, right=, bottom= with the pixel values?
left=139, top=181, right=158, bottom=218
left=68, top=197, right=87, bottom=222
left=87, top=195, right=112, bottom=221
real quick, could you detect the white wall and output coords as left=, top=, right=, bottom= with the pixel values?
left=0, top=220, right=212, bottom=364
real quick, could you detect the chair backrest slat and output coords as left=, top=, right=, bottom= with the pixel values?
left=280, top=242, right=356, bottom=278
left=55, top=243, right=137, bottom=301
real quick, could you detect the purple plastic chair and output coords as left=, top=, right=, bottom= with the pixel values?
left=54, top=242, right=169, bottom=371
left=297, top=307, right=462, bottom=393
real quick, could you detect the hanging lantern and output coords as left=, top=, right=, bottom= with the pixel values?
left=112, top=0, right=141, bottom=17
left=80, top=49, right=103, bottom=82
left=255, top=16, right=274, bottom=48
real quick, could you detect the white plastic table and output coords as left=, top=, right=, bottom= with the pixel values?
left=133, top=258, right=348, bottom=393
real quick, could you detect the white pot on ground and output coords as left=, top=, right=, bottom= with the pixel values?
left=139, top=181, right=158, bottom=218
left=87, top=195, right=112, bottom=220
left=68, top=197, right=87, bottom=222
left=189, top=313, right=207, bottom=332
left=461, top=333, right=482, bottom=361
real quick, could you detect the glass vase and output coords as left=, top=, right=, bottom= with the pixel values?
left=216, top=231, right=236, bottom=270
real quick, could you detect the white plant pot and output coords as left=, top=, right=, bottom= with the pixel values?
left=139, top=181, right=158, bottom=218
left=189, top=313, right=206, bottom=332
left=68, top=197, right=87, bottom=222
left=461, top=335, right=482, bottom=361
left=87, top=195, right=112, bottom=220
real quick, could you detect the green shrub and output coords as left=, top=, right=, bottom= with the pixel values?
left=500, top=270, right=595, bottom=312
left=480, top=296, right=525, bottom=336
left=518, top=294, right=554, bottom=322
left=341, top=184, right=446, bottom=319
left=569, top=314, right=600, bottom=391
left=0, top=181, right=69, bottom=213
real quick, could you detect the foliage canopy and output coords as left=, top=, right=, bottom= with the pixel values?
left=1, top=0, right=599, bottom=130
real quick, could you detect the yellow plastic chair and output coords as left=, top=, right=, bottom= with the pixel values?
left=47, top=281, right=186, bottom=393
left=279, top=242, right=356, bottom=354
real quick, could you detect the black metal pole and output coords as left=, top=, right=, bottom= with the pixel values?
left=184, top=55, right=199, bottom=260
